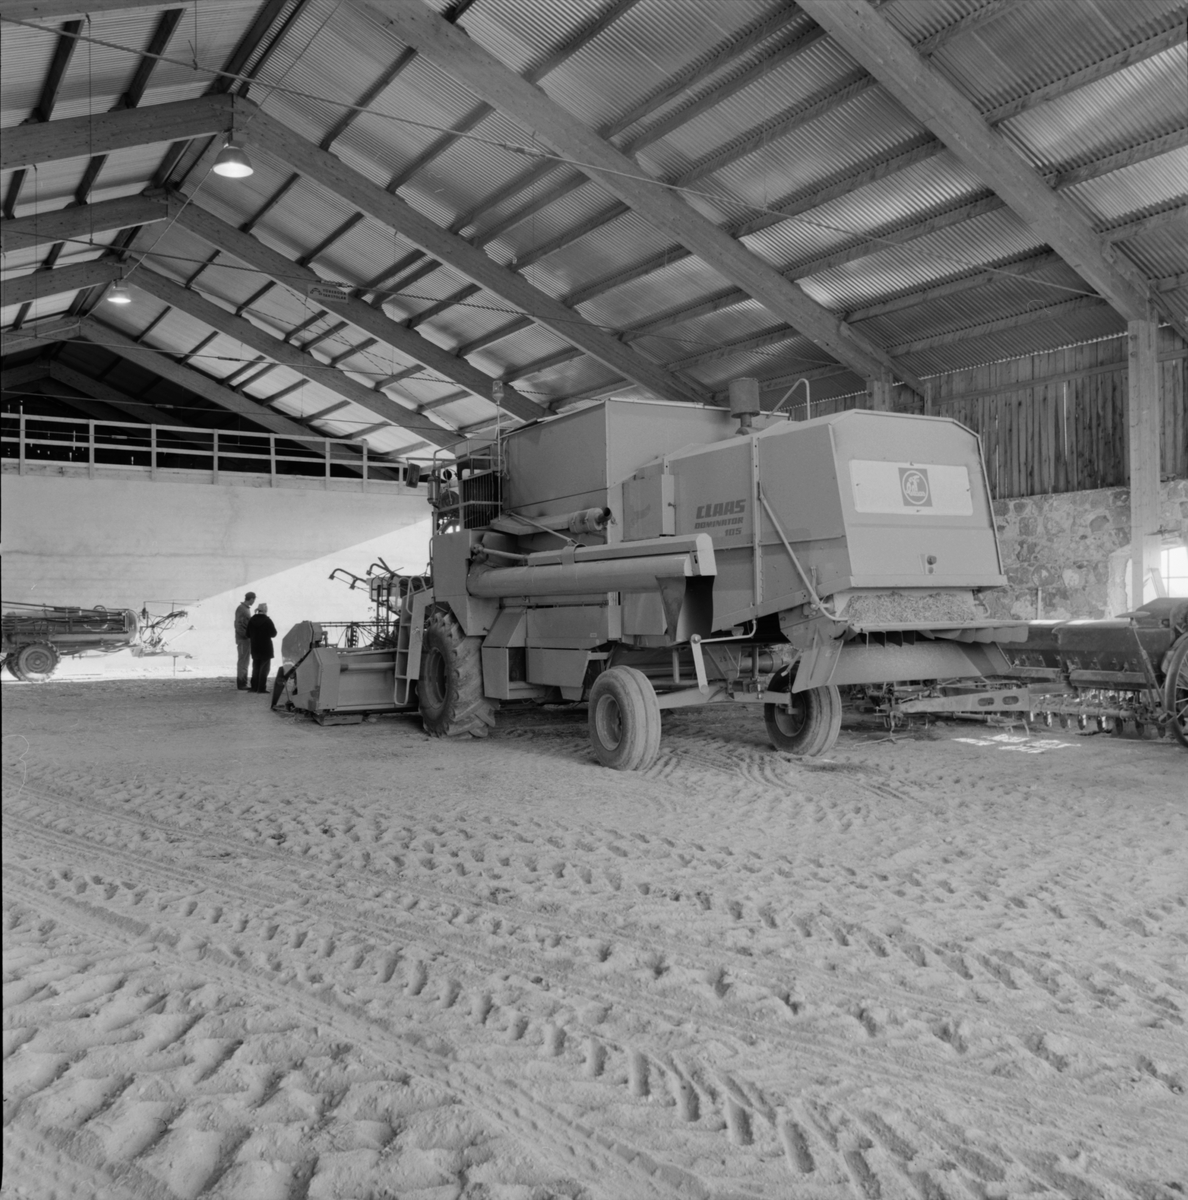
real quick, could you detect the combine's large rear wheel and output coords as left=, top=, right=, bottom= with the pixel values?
left=588, top=666, right=661, bottom=771
left=418, top=608, right=497, bottom=738
left=764, top=675, right=842, bottom=756
left=14, top=643, right=58, bottom=683
left=1165, top=634, right=1188, bottom=749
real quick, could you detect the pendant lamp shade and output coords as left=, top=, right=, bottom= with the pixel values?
left=107, top=281, right=132, bottom=304
left=213, top=140, right=253, bottom=178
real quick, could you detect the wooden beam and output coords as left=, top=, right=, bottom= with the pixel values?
left=71, top=316, right=386, bottom=479
left=356, top=1, right=921, bottom=395
left=1, top=94, right=233, bottom=171
left=306, top=400, right=352, bottom=422
left=34, top=377, right=131, bottom=423
left=1, top=1, right=180, bottom=20
left=234, top=98, right=704, bottom=407
left=0, top=362, right=49, bottom=390
left=2, top=260, right=123, bottom=307
left=31, top=18, right=81, bottom=123
left=0, top=316, right=80, bottom=355
left=49, top=361, right=187, bottom=426
left=119, top=7, right=186, bottom=110
left=887, top=297, right=1109, bottom=357
left=799, top=0, right=1153, bottom=325
left=1127, top=319, right=1161, bottom=607
left=845, top=253, right=1064, bottom=324
left=125, top=264, right=457, bottom=448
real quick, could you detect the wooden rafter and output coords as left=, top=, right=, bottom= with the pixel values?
left=1, top=95, right=234, bottom=171
left=798, top=0, right=1154, bottom=326
left=233, top=100, right=705, bottom=407
left=355, top=0, right=921, bottom=393
left=49, top=360, right=194, bottom=427
left=122, top=263, right=457, bottom=448
left=71, top=318, right=396, bottom=478
left=164, top=197, right=545, bottom=423
left=2, top=260, right=123, bottom=308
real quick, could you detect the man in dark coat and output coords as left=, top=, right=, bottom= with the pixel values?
left=245, top=603, right=277, bottom=694
left=234, top=591, right=256, bottom=689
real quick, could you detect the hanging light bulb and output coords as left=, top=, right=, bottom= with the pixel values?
left=107, top=280, right=132, bottom=305
left=213, top=139, right=253, bottom=178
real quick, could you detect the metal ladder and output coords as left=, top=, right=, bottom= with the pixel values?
left=394, top=578, right=433, bottom=707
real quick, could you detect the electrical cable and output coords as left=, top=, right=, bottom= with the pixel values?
left=0, top=13, right=1125, bottom=299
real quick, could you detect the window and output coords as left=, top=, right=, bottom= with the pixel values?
left=1124, top=542, right=1188, bottom=609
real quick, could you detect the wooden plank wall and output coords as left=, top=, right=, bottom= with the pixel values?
left=919, top=328, right=1186, bottom=499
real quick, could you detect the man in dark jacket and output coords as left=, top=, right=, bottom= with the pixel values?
left=234, top=591, right=256, bottom=689
left=245, top=603, right=277, bottom=694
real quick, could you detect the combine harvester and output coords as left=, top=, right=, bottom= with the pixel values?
left=279, top=383, right=1188, bottom=762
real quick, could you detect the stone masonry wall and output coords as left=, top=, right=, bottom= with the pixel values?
left=985, top=480, right=1188, bottom=620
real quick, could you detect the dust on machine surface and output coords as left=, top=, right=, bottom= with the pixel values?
left=278, top=383, right=1188, bottom=763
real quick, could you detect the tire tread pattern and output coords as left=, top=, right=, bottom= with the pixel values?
left=588, top=666, right=662, bottom=771
left=419, top=608, right=498, bottom=738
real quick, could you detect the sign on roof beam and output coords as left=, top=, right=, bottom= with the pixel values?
left=2, top=260, right=122, bottom=308
left=231, top=98, right=705, bottom=408
left=0, top=94, right=234, bottom=172
left=168, top=196, right=546, bottom=424
left=797, top=0, right=1154, bottom=326
left=353, top=1, right=921, bottom=395
left=126, top=264, right=457, bottom=448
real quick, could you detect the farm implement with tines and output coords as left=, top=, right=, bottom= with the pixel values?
left=2, top=601, right=139, bottom=682
left=878, top=597, right=1188, bottom=746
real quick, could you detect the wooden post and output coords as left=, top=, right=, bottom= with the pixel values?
left=19, top=409, right=26, bottom=475
left=362, top=441, right=368, bottom=492
left=212, top=429, right=219, bottom=483
left=88, top=420, right=95, bottom=479
left=324, top=438, right=331, bottom=489
left=150, top=424, right=157, bottom=480
left=269, top=434, right=276, bottom=486
left=1128, top=318, right=1160, bottom=608
left=866, top=373, right=894, bottom=411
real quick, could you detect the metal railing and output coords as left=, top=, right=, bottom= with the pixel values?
left=1, top=410, right=425, bottom=490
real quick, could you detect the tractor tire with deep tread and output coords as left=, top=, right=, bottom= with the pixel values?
left=418, top=608, right=498, bottom=738
left=587, top=666, right=662, bottom=771
left=14, top=642, right=58, bottom=683
left=1165, top=633, right=1188, bottom=750
left=764, top=678, right=842, bottom=756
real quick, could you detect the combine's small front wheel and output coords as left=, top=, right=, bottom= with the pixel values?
left=1165, top=634, right=1188, bottom=749
left=418, top=608, right=498, bottom=738
left=588, top=666, right=661, bottom=771
left=14, top=642, right=58, bottom=683
left=764, top=679, right=842, bottom=756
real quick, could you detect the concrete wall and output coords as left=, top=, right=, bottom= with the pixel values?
left=1, top=473, right=431, bottom=678
left=985, top=479, right=1188, bottom=620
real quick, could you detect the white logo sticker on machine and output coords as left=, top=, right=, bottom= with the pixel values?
left=849, top=460, right=973, bottom=515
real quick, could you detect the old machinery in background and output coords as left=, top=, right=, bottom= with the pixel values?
left=878, top=598, right=1188, bottom=747
left=1, top=602, right=139, bottom=681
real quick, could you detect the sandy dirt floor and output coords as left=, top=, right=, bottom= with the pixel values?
left=2, top=678, right=1185, bottom=1200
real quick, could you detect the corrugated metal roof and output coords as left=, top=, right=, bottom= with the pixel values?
left=4, top=0, right=1186, bottom=449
